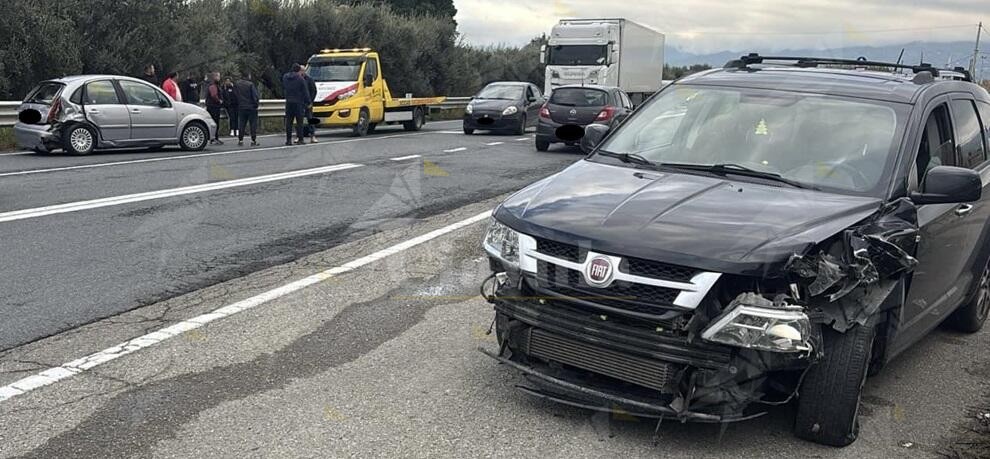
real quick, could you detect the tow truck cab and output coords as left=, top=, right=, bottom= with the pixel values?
left=306, top=48, right=445, bottom=136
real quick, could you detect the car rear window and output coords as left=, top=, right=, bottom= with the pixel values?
left=24, top=82, right=65, bottom=105
left=550, top=88, right=608, bottom=107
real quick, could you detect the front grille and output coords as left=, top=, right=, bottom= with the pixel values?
left=536, top=261, right=678, bottom=315
left=622, top=257, right=698, bottom=283
left=528, top=329, right=674, bottom=391
left=535, top=237, right=584, bottom=263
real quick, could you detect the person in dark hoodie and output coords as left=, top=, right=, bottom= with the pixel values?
left=140, top=64, right=158, bottom=86
left=179, top=72, right=200, bottom=105
left=222, top=77, right=239, bottom=138
left=303, top=66, right=319, bottom=143
left=233, top=72, right=261, bottom=147
left=204, top=71, right=224, bottom=145
left=281, top=63, right=310, bottom=146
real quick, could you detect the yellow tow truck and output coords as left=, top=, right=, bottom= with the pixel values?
left=306, top=48, right=446, bottom=136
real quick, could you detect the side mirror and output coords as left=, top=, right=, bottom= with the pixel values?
left=911, top=166, right=982, bottom=205
left=580, top=123, right=610, bottom=153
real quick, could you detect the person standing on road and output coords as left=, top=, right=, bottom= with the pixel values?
left=140, top=64, right=158, bottom=86
left=282, top=63, right=310, bottom=146
left=180, top=72, right=200, bottom=105
left=223, top=77, right=239, bottom=138
left=161, top=71, right=182, bottom=102
left=233, top=72, right=261, bottom=147
left=303, top=67, right=319, bottom=144
left=205, top=71, right=225, bottom=145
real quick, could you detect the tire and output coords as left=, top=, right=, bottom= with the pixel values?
left=514, top=115, right=527, bottom=135
left=949, top=256, right=990, bottom=333
left=352, top=108, right=370, bottom=137
left=403, top=108, right=424, bottom=131
left=178, top=122, right=208, bottom=151
left=367, top=123, right=377, bottom=134
left=794, top=325, right=874, bottom=447
left=463, top=125, right=474, bottom=135
left=535, top=139, right=550, bottom=151
left=63, top=124, right=96, bottom=155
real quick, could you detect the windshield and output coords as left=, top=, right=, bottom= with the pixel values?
left=549, top=88, right=608, bottom=107
left=306, top=58, right=364, bottom=82
left=548, top=45, right=607, bottom=66
left=597, top=86, right=905, bottom=193
left=24, top=82, right=64, bottom=105
left=475, top=84, right=524, bottom=100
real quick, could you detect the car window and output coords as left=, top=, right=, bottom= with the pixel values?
left=84, top=80, right=120, bottom=105
left=525, top=86, right=536, bottom=101
left=531, top=85, right=542, bottom=100
left=475, top=84, right=524, bottom=100
left=951, top=99, right=985, bottom=169
left=619, top=91, right=633, bottom=109
left=549, top=88, right=608, bottom=107
left=365, top=57, right=379, bottom=82
left=24, top=82, right=64, bottom=105
left=915, top=104, right=956, bottom=184
left=978, top=101, right=990, bottom=157
left=118, top=80, right=164, bottom=106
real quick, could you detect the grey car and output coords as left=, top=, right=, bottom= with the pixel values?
left=463, top=81, right=544, bottom=135
left=14, top=75, right=217, bottom=155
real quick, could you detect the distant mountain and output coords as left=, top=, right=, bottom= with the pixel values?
left=667, top=41, right=982, bottom=72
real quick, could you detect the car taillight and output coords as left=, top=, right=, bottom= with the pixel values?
left=539, top=104, right=550, bottom=119
left=46, top=98, right=62, bottom=124
left=595, top=106, right=616, bottom=122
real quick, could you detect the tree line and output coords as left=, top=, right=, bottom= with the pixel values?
left=0, top=0, right=543, bottom=100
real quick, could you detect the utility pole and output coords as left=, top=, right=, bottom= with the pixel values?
left=970, top=22, right=982, bottom=78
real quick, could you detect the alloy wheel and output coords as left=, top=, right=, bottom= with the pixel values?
left=70, top=128, right=93, bottom=153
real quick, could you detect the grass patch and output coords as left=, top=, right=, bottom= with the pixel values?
left=0, top=127, right=16, bottom=151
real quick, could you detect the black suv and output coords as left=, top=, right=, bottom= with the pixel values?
left=481, top=55, right=990, bottom=446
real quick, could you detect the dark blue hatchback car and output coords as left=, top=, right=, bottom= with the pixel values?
left=482, top=55, right=990, bottom=447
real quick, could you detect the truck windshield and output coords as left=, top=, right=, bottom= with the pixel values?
left=476, top=84, right=524, bottom=100
left=307, top=58, right=364, bottom=82
left=596, top=86, right=906, bottom=194
left=548, top=45, right=607, bottom=66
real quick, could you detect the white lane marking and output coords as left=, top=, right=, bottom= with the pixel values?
left=437, top=131, right=464, bottom=134
left=0, top=163, right=362, bottom=223
left=0, top=151, right=32, bottom=157
left=0, top=210, right=491, bottom=403
left=389, top=154, right=421, bottom=161
left=443, top=147, right=467, bottom=153
left=485, top=142, right=504, bottom=146
left=0, top=131, right=432, bottom=178
left=514, top=138, right=530, bottom=141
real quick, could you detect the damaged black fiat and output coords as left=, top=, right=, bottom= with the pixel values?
left=480, top=55, right=990, bottom=447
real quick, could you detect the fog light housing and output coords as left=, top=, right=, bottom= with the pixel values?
left=337, top=109, right=352, bottom=118
left=701, top=301, right=812, bottom=353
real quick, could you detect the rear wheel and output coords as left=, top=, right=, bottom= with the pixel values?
left=794, top=325, right=874, bottom=447
left=179, top=122, right=208, bottom=151
left=367, top=123, right=377, bottom=134
left=514, top=115, right=527, bottom=135
left=535, top=139, right=550, bottom=151
left=463, top=125, right=474, bottom=135
left=64, top=125, right=96, bottom=155
left=949, top=256, right=990, bottom=332
left=353, top=108, right=370, bottom=137
left=403, top=108, right=425, bottom=131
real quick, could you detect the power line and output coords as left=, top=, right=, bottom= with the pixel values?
left=673, top=24, right=977, bottom=36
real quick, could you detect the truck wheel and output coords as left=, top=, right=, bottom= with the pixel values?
left=352, top=108, right=370, bottom=137
left=514, top=115, right=527, bottom=135
left=403, top=108, right=424, bottom=131
left=64, top=124, right=96, bottom=155
left=367, top=123, right=377, bottom=134
left=949, top=256, right=990, bottom=333
left=535, top=139, right=550, bottom=151
left=794, top=325, right=874, bottom=447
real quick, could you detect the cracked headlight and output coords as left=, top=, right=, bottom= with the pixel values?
left=483, top=217, right=520, bottom=265
left=701, top=303, right=812, bottom=353
left=465, top=104, right=473, bottom=115
left=502, top=106, right=518, bottom=116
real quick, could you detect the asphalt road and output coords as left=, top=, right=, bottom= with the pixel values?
left=0, top=119, right=986, bottom=457
left=0, top=120, right=576, bottom=351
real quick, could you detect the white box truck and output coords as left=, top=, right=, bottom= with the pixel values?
left=541, top=18, right=665, bottom=104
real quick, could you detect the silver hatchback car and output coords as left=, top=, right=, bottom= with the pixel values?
left=14, top=75, right=217, bottom=154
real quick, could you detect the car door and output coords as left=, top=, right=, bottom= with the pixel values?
left=896, top=97, right=986, bottom=349
left=117, top=79, right=178, bottom=140
left=525, top=85, right=541, bottom=126
left=80, top=79, right=130, bottom=141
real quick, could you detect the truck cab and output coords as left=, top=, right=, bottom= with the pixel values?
left=306, top=49, right=444, bottom=136
left=543, top=21, right=619, bottom=91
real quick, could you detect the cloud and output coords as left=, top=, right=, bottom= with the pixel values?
left=453, top=0, right=985, bottom=52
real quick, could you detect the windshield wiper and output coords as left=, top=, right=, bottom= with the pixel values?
left=596, top=150, right=660, bottom=169
left=658, top=163, right=814, bottom=189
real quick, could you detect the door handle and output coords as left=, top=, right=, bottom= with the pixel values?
left=956, top=204, right=975, bottom=216
left=86, top=109, right=100, bottom=114
left=130, top=108, right=141, bottom=114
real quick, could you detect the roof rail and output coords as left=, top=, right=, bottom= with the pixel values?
left=722, top=53, right=973, bottom=83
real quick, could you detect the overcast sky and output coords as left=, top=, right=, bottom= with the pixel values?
left=453, top=0, right=986, bottom=52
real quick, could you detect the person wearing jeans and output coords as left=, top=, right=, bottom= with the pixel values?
left=233, top=72, right=261, bottom=146
left=204, top=71, right=224, bottom=145
left=281, top=64, right=310, bottom=145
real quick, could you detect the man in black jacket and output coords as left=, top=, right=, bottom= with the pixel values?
left=179, top=73, right=200, bottom=105
left=303, top=68, right=319, bottom=143
left=233, top=72, right=261, bottom=147
left=140, top=64, right=158, bottom=86
left=282, top=63, right=310, bottom=146
left=204, top=71, right=224, bottom=145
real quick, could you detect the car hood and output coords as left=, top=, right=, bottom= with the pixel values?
left=495, top=160, right=884, bottom=276
left=469, top=99, right=517, bottom=112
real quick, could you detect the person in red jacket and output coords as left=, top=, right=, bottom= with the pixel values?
left=161, top=71, right=182, bottom=102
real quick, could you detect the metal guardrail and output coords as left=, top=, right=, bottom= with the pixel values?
left=0, top=97, right=472, bottom=128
